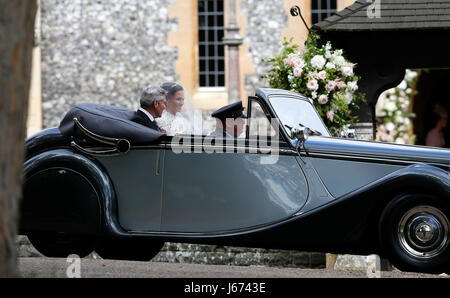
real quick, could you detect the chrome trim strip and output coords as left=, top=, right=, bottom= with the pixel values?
left=303, top=151, right=450, bottom=168
left=131, top=143, right=298, bottom=156
left=71, top=141, right=123, bottom=156
left=73, top=117, right=119, bottom=145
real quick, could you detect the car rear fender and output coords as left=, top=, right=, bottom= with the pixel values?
left=20, top=148, right=122, bottom=236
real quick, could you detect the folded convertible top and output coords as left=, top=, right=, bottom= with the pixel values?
left=59, top=103, right=164, bottom=144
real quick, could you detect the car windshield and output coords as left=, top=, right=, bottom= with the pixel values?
left=268, top=95, right=330, bottom=138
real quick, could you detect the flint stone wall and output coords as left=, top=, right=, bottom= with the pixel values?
left=40, top=0, right=178, bottom=128
left=241, top=0, right=288, bottom=94
left=17, top=236, right=325, bottom=268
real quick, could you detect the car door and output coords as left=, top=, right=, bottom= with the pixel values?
left=160, top=98, right=309, bottom=234
left=96, top=148, right=164, bottom=232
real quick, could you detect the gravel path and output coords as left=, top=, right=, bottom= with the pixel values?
left=17, top=257, right=448, bottom=278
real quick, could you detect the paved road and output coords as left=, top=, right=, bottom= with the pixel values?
left=17, top=257, right=448, bottom=278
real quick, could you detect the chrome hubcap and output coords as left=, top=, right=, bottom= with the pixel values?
left=398, top=206, right=449, bottom=259
left=415, top=222, right=434, bottom=243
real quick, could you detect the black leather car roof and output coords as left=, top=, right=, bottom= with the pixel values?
left=59, top=103, right=164, bottom=144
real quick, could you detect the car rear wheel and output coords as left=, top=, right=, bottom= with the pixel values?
left=95, top=237, right=164, bottom=261
left=27, top=231, right=98, bottom=258
left=379, top=193, right=450, bottom=274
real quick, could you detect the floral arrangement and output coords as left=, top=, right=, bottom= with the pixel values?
left=263, top=32, right=364, bottom=136
left=376, top=69, right=418, bottom=144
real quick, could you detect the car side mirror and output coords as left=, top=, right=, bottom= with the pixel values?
left=291, top=127, right=310, bottom=142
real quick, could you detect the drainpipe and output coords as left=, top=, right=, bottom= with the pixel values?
left=222, top=0, right=243, bottom=103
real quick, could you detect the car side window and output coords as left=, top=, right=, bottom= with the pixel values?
left=248, top=100, right=278, bottom=140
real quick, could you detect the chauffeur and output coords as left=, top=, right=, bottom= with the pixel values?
left=131, top=85, right=167, bottom=133
left=210, top=101, right=247, bottom=138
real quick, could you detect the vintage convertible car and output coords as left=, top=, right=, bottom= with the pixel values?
left=20, top=88, right=450, bottom=274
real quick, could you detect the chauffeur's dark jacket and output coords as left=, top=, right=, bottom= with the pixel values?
left=131, top=109, right=160, bottom=131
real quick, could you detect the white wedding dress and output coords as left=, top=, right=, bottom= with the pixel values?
left=157, top=110, right=192, bottom=136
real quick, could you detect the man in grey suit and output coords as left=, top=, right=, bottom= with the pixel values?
left=131, top=85, right=168, bottom=133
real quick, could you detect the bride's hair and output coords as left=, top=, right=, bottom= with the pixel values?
left=160, top=82, right=184, bottom=100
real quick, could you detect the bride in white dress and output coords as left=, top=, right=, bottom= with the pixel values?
left=157, top=82, right=192, bottom=135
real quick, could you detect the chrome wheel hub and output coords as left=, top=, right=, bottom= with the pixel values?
left=415, top=222, right=434, bottom=243
left=398, top=206, right=449, bottom=259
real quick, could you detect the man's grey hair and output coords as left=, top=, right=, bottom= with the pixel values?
left=139, top=86, right=167, bottom=109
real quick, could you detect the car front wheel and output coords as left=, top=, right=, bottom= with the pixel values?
left=379, top=193, right=450, bottom=274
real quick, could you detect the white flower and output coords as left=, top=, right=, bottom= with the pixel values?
left=398, top=80, right=407, bottom=90
left=318, top=94, right=328, bottom=105
left=325, top=62, right=336, bottom=69
left=405, top=70, right=418, bottom=81
left=311, top=55, right=326, bottom=69
left=344, top=92, right=353, bottom=105
left=311, top=91, right=318, bottom=99
left=385, top=102, right=397, bottom=112
left=385, top=122, right=395, bottom=131
left=347, top=81, right=358, bottom=91
left=332, top=55, right=346, bottom=67
left=307, top=79, right=319, bottom=91
left=395, top=137, right=406, bottom=144
left=341, top=66, right=354, bottom=77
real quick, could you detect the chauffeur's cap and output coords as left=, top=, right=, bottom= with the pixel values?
left=211, top=101, right=247, bottom=120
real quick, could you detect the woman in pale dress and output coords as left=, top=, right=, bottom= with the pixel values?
left=157, top=82, right=192, bottom=135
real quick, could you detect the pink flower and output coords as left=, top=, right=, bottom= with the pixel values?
left=317, top=70, right=327, bottom=80
left=284, top=58, right=294, bottom=67
left=335, top=79, right=347, bottom=89
left=326, top=110, right=334, bottom=122
left=293, top=66, right=303, bottom=77
left=298, top=43, right=305, bottom=53
left=325, top=81, right=336, bottom=91
left=307, top=79, right=319, bottom=91
left=318, top=94, right=328, bottom=105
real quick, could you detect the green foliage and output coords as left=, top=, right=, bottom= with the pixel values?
left=263, top=32, right=364, bottom=136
